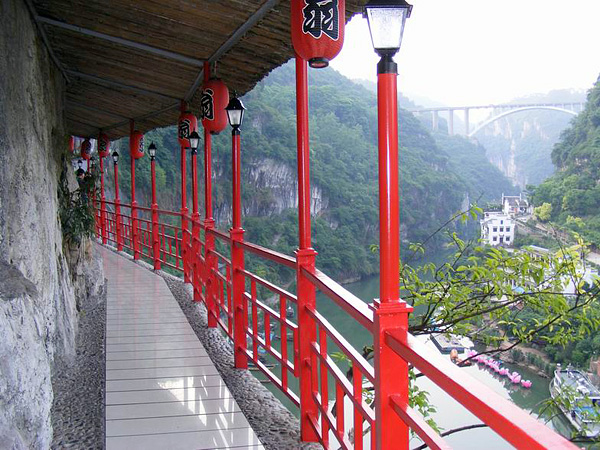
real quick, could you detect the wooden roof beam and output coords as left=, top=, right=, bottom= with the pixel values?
left=66, top=70, right=180, bottom=101
left=66, top=101, right=130, bottom=121
left=37, top=15, right=205, bottom=68
left=185, top=0, right=280, bottom=100
left=102, top=102, right=180, bottom=132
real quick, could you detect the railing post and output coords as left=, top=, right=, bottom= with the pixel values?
left=131, top=155, right=139, bottom=260
left=373, top=51, right=411, bottom=448
left=294, top=56, right=319, bottom=442
left=204, top=219, right=218, bottom=328
left=372, top=301, right=413, bottom=450
left=231, top=228, right=246, bottom=368
left=150, top=152, right=161, bottom=270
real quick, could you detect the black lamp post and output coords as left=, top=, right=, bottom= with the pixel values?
left=225, top=94, right=246, bottom=131
left=112, top=151, right=119, bottom=165
left=148, top=142, right=157, bottom=160
left=188, top=131, right=200, bottom=155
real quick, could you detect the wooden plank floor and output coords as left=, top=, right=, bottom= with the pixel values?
left=100, top=246, right=264, bottom=450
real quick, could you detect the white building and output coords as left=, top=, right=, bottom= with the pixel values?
left=502, top=193, right=531, bottom=217
left=480, top=212, right=515, bottom=247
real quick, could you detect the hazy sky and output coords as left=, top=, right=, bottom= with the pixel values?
left=331, top=0, right=599, bottom=106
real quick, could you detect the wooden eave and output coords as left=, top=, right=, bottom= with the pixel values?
left=28, top=0, right=367, bottom=140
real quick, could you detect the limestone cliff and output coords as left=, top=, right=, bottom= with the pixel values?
left=0, top=1, right=104, bottom=448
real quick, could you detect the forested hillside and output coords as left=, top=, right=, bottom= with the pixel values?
left=532, top=76, right=600, bottom=245
left=105, top=63, right=515, bottom=281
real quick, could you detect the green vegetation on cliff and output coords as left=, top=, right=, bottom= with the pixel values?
left=106, top=63, right=515, bottom=281
left=531, top=76, right=600, bottom=245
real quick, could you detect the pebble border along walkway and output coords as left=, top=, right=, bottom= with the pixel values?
left=101, top=246, right=264, bottom=449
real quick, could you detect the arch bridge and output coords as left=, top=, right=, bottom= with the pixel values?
left=410, top=102, right=584, bottom=137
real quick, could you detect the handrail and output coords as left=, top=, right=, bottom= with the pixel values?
left=385, top=330, right=577, bottom=449
left=302, top=266, right=373, bottom=331
left=389, top=396, right=451, bottom=450
left=207, top=227, right=230, bottom=242
left=234, top=240, right=296, bottom=268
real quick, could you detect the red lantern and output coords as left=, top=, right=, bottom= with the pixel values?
left=80, top=138, right=92, bottom=160
left=201, top=79, right=229, bottom=135
left=98, top=133, right=110, bottom=157
left=129, top=130, right=145, bottom=159
left=68, top=136, right=75, bottom=153
left=178, top=111, right=198, bottom=148
left=291, top=0, right=345, bottom=68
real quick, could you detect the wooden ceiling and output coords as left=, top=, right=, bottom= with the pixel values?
left=29, top=0, right=368, bottom=139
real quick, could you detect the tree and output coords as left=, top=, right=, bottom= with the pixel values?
left=534, top=202, right=553, bottom=222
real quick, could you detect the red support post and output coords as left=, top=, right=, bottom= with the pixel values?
left=294, top=56, right=319, bottom=442
left=180, top=105, right=190, bottom=282
left=150, top=155, right=161, bottom=270
left=372, top=55, right=412, bottom=450
left=191, top=145, right=201, bottom=302
left=114, top=159, right=123, bottom=252
left=230, top=128, right=247, bottom=368
left=100, top=156, right=107, bottom=244
left=203, top=62, right=218, bottom=328
left=130, top=121, right=140, bottom=260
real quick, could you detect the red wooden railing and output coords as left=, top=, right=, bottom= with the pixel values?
left=95, top=201, right=577, bottom=450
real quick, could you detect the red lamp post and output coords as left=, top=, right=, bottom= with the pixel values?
left=98, top=133, right=110, bottom=245
left=188, top=130, right=202, bottom=302
left=112, top=151, right=123, bottom=251
left=225, top=93, right=247, bottom=369
left=129, top=126, right=145, bottom=260
left=148, top=142, right=161, bottom=270
left=364, top=1, right=413, bottom=448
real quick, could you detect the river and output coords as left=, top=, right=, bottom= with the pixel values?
left=263, top=272, right=593, bottom=448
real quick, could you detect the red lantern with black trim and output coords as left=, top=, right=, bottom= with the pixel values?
left=291, top=0, right=345, bottom=68
left=201, top=79, right=229, bottom=135
left=68, top=136, right=75, bottom=153
left=98, top=133, right=111, bottom=157
left=80, top=138, right=92, bottom=160
left=178, top=111, right=198, bottom=148
left=129, top=130, right=145, bottom=159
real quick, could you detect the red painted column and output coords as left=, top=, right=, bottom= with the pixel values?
left=180, top=121, right=190, bottom=282
left=130, top=121, right=140, bottom=260
left=191, top=145, right=201, bottom=302
left=203, top=62, right=218, bottom=328
left=100, top=156, right=107, bottom=244
left=150, top=154, right=161, bottom=270
left=231, top=129, right=247, bottom=368
left=372, top=55, right=412, bottom=450
left=294, top=56, right=319, bottom=442
left=114, top=158, right=123, bottom=252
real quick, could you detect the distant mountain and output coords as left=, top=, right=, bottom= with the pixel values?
left=472, top=89, right=586, bottom=188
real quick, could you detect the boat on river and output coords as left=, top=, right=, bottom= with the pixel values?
left=549, top=364, right=600, bottom=438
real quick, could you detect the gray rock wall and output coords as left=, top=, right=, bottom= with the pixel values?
left=0, top=1, right=104, bottom=448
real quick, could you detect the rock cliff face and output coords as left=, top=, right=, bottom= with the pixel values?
left=214, top=157, right=328, bottom=224
left=0, top=1, right=104, bottom=448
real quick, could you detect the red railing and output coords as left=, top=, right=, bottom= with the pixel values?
left=94, top=200, right=577, bottom=450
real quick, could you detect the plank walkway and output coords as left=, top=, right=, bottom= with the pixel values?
left=100, top=246, right=264, bottom=450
